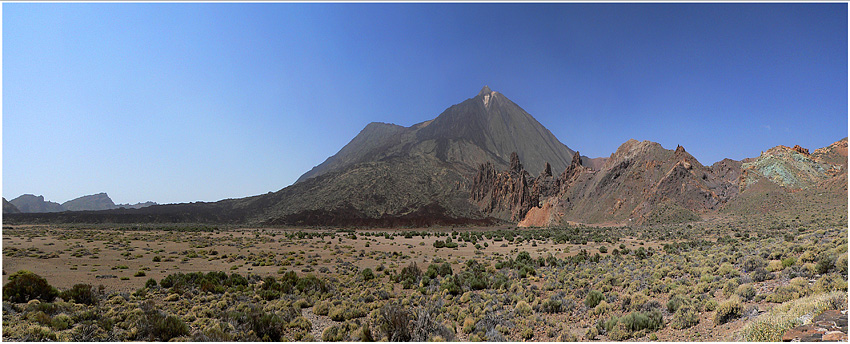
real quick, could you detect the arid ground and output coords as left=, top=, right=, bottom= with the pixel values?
left=2, top=211, right=847, bottom=341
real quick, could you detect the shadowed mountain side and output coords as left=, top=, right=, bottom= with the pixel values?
left=3, top=198, right=21, bottom=214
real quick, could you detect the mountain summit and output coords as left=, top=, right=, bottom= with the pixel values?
left=298, top=86, right=577, bottom=183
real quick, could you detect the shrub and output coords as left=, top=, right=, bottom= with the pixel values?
left=21, top=324, right=57, bottom=341
left=361, top=268, right=375, bottom=281
left=3, top=271, right=58, bottom=303
left=714, top=298, right=743, bottom=325
left=751, top=267, right=773, bottom=282
left=602, top=310, right=663, bottom=340
left=541, top=295, right=564, bottom=313
left=515, top=300, right=532, bottom=316
left=412, top=305, right=455, bottom=341
left=51, top=313, right=73, bottom=330
left=330, top=304, right=366, bottom=321
left=145, top=278, right=158, bottom=289
left=396, top=263, right=422, bottom=289
left=313, top=300, right=331, bottom=316
left=322, top=324, right=348, bottom=342
left=816, top=255, right=835, bottom=274
left=670, top=306, right=699, bottom=329
left=135, top=303, right=190, bottom=341
left=378, top=302, right=412, bottom=341
left=735, top=284, right=757, bottom=301
left=666, top=294, right=687, bottom=313
left=60, top=284, right=98, bottom=305
left=814, top=273, right=848, bottom=293
left=585, top=290, right=604, bottom=309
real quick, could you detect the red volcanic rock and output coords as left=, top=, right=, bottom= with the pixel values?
left=792, top=144, right=810, bottom=155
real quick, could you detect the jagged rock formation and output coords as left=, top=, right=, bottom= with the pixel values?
left=472, top=151, right=585, bottom=222
left=9, top=194, right=65, bottom=213
left=3, top=198, right=21, bottom=214
left=471, top=153, right=537, bottom=221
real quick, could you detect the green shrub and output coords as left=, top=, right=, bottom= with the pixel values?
left=51, top=313, right=73, bottom=330
left=714, top=298, right=743, bottom=325
left=735, top=284, right=756, bottom=301
left=585, top=290, right=604, bottom=309
left=313, top=300, right=331, bottom=316
left=766, top=285, right=801, bottom=303
left=145, top=278, right=158, bottom=289
left=666, top=294, right=687, bottom=313
left=515, top=300, right=532, bottom=316
left=3, top=270, right=58, bottom=303
left=322, top=324, right=348, bottom=341
left=361, top=268, right=375, bottom=281
left=135, top=305, right=190, bottom=341
left=60, top=284, right=98, bottom=305
left=396, top=263, right=422, bottom=289
left=670, top=306, right=699, bottom=329
left=251, top=313, right=284, bottom=341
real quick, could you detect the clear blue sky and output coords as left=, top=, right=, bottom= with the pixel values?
left=4, top=3, right=847, bottom=205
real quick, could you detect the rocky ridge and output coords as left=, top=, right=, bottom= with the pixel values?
left=475, top=138, right=847, bottom=227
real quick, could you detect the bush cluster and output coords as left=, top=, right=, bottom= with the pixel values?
left=3, top=271, right=58, bottom=303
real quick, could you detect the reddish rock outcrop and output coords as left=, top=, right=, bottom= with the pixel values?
left=782, top=310, right=848, bottom=342
left=792, top=144, right=810, bottom=155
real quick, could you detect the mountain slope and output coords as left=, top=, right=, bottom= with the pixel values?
left=3, top=198, right=21, bottom=214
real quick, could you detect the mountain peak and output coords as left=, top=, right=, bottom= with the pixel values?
left=478, top=85, right=493, bottom=97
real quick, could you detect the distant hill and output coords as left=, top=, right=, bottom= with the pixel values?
left=3, top=198, right=21, bottom=214
left=9, top=194, right=65, bottom=213
left=62, top=192, right=116, bottom=211
left=7, top=193, right=158, bottom=213
left=115, top=201, right=158, bottom=209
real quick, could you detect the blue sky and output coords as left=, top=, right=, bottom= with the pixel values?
left=4, top=3, right=847, bottom=205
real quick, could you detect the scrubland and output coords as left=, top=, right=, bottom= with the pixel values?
left=2, top=212, right=847, bottom=341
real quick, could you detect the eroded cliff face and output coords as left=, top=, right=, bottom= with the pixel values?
left=471, top=151, right=585, bottom=222
left=471, top=152, right=538, bottom=221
